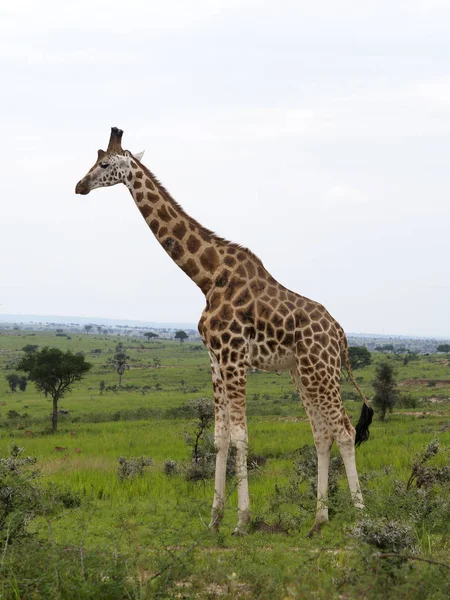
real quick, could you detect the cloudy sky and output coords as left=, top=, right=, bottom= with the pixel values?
left=1, top=1, right=449, bottom=336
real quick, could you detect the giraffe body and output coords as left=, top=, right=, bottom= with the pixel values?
left=76, top=128, right=373, bottom=535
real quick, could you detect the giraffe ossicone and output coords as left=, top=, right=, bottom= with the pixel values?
left=75, top=127, right=374, bottom=536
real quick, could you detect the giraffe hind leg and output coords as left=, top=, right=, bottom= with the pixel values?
left=292, top=360, right=364, bottom=535
left=334, top=414, right=364, bottom=509
left=292, top=366, right=334, bottom=535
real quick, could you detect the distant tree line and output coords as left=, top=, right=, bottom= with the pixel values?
left=436, top=344, right=450, bottom=353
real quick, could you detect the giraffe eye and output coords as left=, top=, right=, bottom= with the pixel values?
left=100, top=163, right=109, bottom=169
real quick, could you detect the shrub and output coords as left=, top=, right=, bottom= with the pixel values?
left=163, top=460, right=179, bottom=476
left=117, top=456, right=153, bottom=481
left=406, top=439, right=450, bottom=490
left=352, top=518, right=416, bottom=552
left=397, top=394, right=418, bottom=409
left=184, top=459, right=215, bottom=482
left=184, top=397, right=215, bottom=464
left=46, top=484, right=82, bottom=508
left=0, top=444, right=39, bottom=544
left=7, top=410, right=21, bottom=420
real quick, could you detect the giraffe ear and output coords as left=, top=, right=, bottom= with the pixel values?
left=97, top=149, right=106, bottom=160
left=132, top=151, right=145, bottom=162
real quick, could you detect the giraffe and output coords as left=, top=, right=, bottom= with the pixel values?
left=75, top=127, right=373, bottom=536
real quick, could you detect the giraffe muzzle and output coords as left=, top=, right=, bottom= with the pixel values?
left=75, top=180, right=91, bottom=195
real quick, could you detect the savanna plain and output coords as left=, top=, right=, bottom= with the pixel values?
left=0, top=329, right=449, bottom=599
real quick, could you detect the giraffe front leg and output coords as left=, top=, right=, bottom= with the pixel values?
left=231, top=420, right=250, bottom=535
left=308, top=435, right=333, bottom=537
left=226, top=362, right=250, bottom=536
left=304, top=406, right=333, bottom=537
left=208, top=352, right=230, bottom=532
left=209, top=429, right=230, bottom=531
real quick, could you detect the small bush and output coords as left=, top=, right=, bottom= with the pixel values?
left=46, top=484, right=82, bottom=508
left=352, top=517, right=416, bottom=552
left=406, top=439, right=450, bottom=490
left=0, top=444, right=39, bottom=544
left=117, top=456, right=153, bottom=481
left=184, top=459, right=215, bottom=482
left=7, top=410, right=20, bottom=419
left=163, top=460, right=179, bottom=476
left=397, top=394, right=418, bottom=409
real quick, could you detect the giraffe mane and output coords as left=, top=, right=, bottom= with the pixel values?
left=137, top=161, right=265, bottom=267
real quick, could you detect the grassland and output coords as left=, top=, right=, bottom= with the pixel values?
left=0, top=329, right=449, bottom=599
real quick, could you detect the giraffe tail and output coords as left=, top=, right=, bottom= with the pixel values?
left=340, top=336, right=374, bottom=447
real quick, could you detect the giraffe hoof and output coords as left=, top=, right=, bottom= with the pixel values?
left=232, top=527, right=247, bottom=537
left=307, top=522, right=325, bottom=538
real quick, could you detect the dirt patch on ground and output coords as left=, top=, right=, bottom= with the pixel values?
left=400, top=379, right=450, bottom=388
left=391, top=411, right=443, bottom=417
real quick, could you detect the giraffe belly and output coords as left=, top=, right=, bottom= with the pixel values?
left=248, top=341, right=295, bottom=372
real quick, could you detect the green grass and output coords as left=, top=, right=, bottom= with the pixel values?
left=0, top=330, right=449, bottom=599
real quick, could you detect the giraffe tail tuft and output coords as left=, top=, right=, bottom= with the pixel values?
left=340, top=333, right=373, bottom=447
left=355, top=403, right=374, bottom=447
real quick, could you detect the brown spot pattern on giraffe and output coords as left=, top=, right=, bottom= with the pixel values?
left=187, top=235, right=201, bottom=254
left=200, top=247, right=220, bottom=274
left=172, top=221, right=187, bottom=240
left=182, top=258, right=200, bottom=278
left=157, top=205, right=172, bottom=223
left=140, top=205, right=152, bottom=219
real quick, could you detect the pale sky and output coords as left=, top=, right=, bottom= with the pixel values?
left=1, top=0, right=450, bottom=336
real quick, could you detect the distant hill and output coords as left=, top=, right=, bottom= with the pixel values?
left=0, top=314, right=449, bottom=340
left=0, top=313, right=198, bottom=331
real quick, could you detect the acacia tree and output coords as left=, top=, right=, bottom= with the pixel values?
left=144, top=332, right=158, bottom=342
left=174, top=330, right=188, bottom=344
left=110, top=343, right=129, bottom=386
left=348, top=346, right=372, bottom=370
left=17, top=347, right=91, bottom=432
left=374, top=344, right=394, bottom=353
left=372, top=362, right=398, bottom=421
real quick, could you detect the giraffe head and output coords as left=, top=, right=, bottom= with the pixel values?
left=75, top=127, right=144, bottom=195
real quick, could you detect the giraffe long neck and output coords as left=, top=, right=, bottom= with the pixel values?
left=125, top=159, right=226, bottom=295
